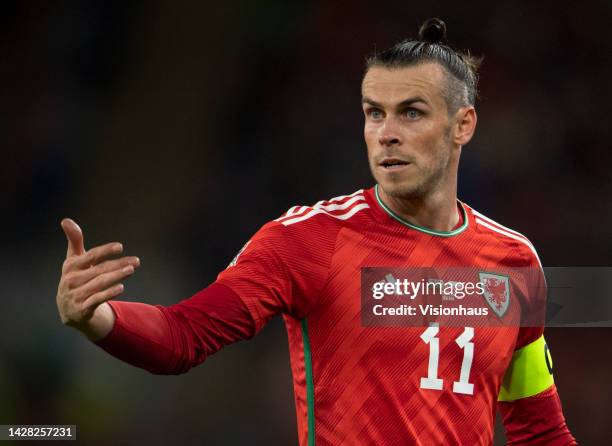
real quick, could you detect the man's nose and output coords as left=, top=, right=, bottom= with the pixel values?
left=378, top=118, right=402, bottom=146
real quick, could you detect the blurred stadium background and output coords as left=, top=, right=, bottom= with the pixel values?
left=1, top=1, right=610, bottom=444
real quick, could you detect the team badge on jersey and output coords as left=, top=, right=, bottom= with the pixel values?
left=479, top=272, right=510, bottom=317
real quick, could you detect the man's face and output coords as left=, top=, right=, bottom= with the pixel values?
left=362, top=63, right=457, bottom=200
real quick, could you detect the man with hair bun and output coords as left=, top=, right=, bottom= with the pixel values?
left=56, top=17, right=576, bottom=445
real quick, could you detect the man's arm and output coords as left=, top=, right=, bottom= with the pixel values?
left=58, top=212, right=331, bottom=374
left=497, top=335, right=577, bottom=445
left=94, top=283, right=255, bottom=374
left=56, top=219, right=256, bottom=374
left=80, top=302, right=116, bottom=341
left=495, top=245, right=578, bottom=445
left=499, top=385, right=576, bottom=445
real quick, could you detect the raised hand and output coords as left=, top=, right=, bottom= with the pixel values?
left=56, top=218, right=140, bottom=333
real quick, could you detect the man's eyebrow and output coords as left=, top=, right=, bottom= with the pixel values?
left=361, top=96, right=429, bottom=108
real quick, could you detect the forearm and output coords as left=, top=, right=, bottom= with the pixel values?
left=94, top=300, right=180, bottom=374
left=77, top=302, right=116, bottom=341
left=93, top=282, right=255, bottom=375
left=499, top=385, right=577, bottom=445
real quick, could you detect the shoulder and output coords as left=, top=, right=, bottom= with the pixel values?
left=465, top=203, right=543, bottom=268
left=244, top=188, right=370, bottom=255
left=272, top=188, right=370, bottom=229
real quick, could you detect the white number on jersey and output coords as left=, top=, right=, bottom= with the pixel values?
left=419, top=325, right=475, bottom=396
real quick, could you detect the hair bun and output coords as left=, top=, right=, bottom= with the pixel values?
left=418, top=17, right=447, bottom=44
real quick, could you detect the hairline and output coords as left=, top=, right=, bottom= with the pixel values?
left=363, top=60, right=472, bottom=115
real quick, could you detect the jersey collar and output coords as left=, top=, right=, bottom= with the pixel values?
left=374, top=184, right=469, bottom=237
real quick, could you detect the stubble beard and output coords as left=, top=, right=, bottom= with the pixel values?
left=372, top=148, right=452, bottom=202
left=372, top=127, right=454, bottom=201
left=379, top=162, right=447, bottom=201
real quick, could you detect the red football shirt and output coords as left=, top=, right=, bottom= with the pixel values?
left=215, top=186, right=545, bottom=446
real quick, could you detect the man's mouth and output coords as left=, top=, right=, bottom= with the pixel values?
left=379, top=157, right=410, bottom=170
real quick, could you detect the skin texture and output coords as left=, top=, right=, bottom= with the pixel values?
left=362, top=63, right=477, bottom=231
left=56, top=218, right=140, bottom=340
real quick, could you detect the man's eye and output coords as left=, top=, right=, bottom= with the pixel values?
left=369, top=109, right=383, bottom=120
left=406, top=109, right=422, bottom=119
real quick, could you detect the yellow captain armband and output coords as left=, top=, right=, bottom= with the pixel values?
left=498, top=335, right=554, bottom=402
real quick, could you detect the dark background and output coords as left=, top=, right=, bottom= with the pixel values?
left=1, top=1, right=610, bottom=444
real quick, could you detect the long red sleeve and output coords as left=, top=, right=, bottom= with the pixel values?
left=94, top=282, right=256, bottom=374
left=499, top=384, right=577, bottom=445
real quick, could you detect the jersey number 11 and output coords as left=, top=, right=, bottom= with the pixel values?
left=420, top=326, right=475, bottom=395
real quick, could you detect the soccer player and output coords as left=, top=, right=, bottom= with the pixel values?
left=56, top=18, right=577, bottom=445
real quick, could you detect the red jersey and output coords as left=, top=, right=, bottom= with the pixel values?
left=215, top=186, right=546, bottom=445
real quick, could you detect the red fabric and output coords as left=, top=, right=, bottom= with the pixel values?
left=499, top=385, right=577, bottom=445
left=94, top=187, right=574, bottom=445
left=95, top=282, right=255, bottom=374
left=215, top=187, right=558, bottom=445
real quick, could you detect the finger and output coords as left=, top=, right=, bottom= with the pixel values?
left=61, top=218, right=85, bottom=257
left=77, top=265, right=135, bottom=299
left=67, top=256, right=140, bottom=289
left=82, top=283, right=124, bottom=311
left=70, top=242, right=124, bottom=270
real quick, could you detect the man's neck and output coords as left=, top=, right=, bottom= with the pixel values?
left=377, top=185, right=460, bottom=232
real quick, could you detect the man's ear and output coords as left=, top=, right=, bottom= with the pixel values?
left=453, top=106, right=477, bottom=146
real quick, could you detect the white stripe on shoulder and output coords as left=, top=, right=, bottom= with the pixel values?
left=320, top=189, right=364, bottom=204
left=286, top=206, right=300, bottom=216
left=275, top=189, right=365, bottom=223
left=274, top=205, right=304, bottom=221
left=471, top=209, right=530, bottom=241
left=314, top=194, right=365, bottom=212
left=281, top=202, right=369, bottom=226
left=474, top=217, right=542, bottom=268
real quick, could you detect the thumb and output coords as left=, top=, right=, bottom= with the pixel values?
left=61, top=218, right=85, bottom=257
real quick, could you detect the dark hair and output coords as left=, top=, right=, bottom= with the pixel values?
left=365, top=18, right=482, bottom=112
